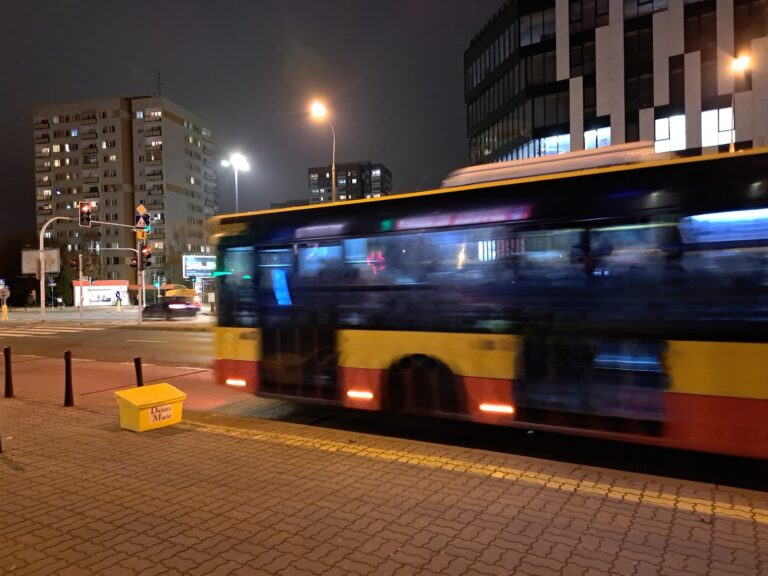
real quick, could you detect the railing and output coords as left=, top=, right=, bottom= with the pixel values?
left=81, top=145, right=98, bottom=153
left=35, top=179, right=51, bottom=187
left=35, top=166, right=51, bottom=173
left=37, top=209, right=52, bottom=215
left=81, top=117, right=97, bottom=124
left=35, top=152, right=50, bottom=158
left=34, top=135, right=50, bottom=143
left=83, top=176, right=99, bottom=184
left=202, top=146, right=213, bottom=155
left=205, top=198, right=216, bottom=207
left=36, top=194, right=52, bottom=201
left=145, top=144, right=163, bottom=152
left=144, top=127, right=162, bottom=137
left=145, top=159, right=163, bottom=166
left=143, top=115, right=160, bottom=122
left=81, top=132, right=98, bottom=140
left=146, top=173, right=163, bottom=181
left=33, top=122, right=49, bottom=130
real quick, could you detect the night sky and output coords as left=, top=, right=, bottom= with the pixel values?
left=0, top=0, right=502, bottom=239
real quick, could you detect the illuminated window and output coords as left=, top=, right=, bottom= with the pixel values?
left=584, top=127, right=611, bottom=150
left=655, top=115, right=686, bottom=152
left=136, top=110, right=143, bottom=119
left=109, top=154, right=117, bottom=162
left=52, top=144, right=60, bottom=153
left=54, top=159, right=61, bottom=167
left=71, top=128, right=78, bottom=137
left=64, top=144, right=70, bottom=152
left=701, top=108, right=733, bottom=147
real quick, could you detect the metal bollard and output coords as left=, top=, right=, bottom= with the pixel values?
left=134, top=357, right=144, bottom=387
left=4, top=346, right=13, bottom=398
left=64, top=351, right=73, bottom=407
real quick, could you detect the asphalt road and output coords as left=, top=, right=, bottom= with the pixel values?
left=0, top=307, right=213, bottom=367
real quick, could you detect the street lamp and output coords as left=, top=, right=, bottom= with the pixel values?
left=309, top=100, right=337, bottom=202
left=730, top=55, right=751, bottom=153
left=220, top=152, right=250, bottom=213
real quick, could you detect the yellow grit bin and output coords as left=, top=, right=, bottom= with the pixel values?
left=114, top=383, right=187, bottom=432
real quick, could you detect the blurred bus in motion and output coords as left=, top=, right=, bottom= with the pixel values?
left=210, top=146, right=768, bottom=459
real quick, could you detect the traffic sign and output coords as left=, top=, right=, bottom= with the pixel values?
left=136, top=229, right=147, bottom=240
left=135, top=214, right=150, bottom=228
left=0, top=287, right=9, bottom=299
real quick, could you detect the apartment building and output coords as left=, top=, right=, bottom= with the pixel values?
left=308, top=162, right=392, bottom=203
left=33, top=96, right=217, bottom=285
left=465, top=0, right=768, bottom=164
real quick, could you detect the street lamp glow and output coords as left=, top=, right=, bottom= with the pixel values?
left=732, top=55, right=751, bottom=73
left=310, top=101, right=328, bottom=120
left=308, top=100, right=337, bottom=202
left=221, top=152, right=250, bottom=213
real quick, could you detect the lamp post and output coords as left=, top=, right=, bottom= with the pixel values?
left=730, top=55, right=751, bottom=153
left=221, top=152, right=250, bottom=213
left=309, top=101, right=337, bottom=202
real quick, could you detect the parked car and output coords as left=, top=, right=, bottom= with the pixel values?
left=142, top=297, right=199, bottom=320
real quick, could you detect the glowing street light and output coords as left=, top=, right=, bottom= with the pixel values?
left=730, top=55, right=751, bottom=153
left=309, top=100, right=337, bottom=202
left=220, top=152, right=250, bottom=213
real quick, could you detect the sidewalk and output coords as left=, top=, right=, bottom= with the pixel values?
left=1, top=358, right=767, bottom=575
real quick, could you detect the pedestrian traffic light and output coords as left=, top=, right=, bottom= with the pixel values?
left=141, top=244, right=152, bottom=268
left=78, top=201, right=92, bottom=227
left=130, top=256, right=138, bottom=269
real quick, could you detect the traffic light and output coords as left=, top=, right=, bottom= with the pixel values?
left=140, top=244, right=152, bottom=269
left=69, top=257, right=78, bottom=270
left=130, top=256, right=138, bottom=269
left=78, top=201, right=92, bottom=227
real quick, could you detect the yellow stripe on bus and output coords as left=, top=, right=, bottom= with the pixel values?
left=666, top=341, right=768, bottom=399
left=214, top=327, right=261, bottom=362
left=339, top=330, right=519, bottom=380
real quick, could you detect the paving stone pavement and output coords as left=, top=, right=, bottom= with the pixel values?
left=1, top=395, right=767, bottom=576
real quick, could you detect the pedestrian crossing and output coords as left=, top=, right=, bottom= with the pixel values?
left=0, top=326, right=108, bottom=339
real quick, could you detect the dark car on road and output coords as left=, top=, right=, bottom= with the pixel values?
left=142, top=297, right=199, bottom=320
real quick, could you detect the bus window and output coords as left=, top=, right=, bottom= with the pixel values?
left=217, top=246, right=257, bottom=327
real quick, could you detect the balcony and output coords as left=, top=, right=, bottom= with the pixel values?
left=81, top=116, right=97, bottom=125
left=144, top=115, right=160, bottom=122
left=147, top=186, right=164, bottom=196
left=83, top=176, right=99, bottom=184
left=146, top=202, right=164, bottom=210
left=145, top=144, right=163, bottom=152
left=204, top=172, right=216, bottom=182
left=81, top=144, right=98, bottom=153
left=81, top=131, right=98, bottom=140
left=37, top=208, right=53, bottom=216
left=34, top=135, right=50, bottom=144
left=36, top=194, right=52, bottom=201
left=35, top=152, right=50, bottom=159
left=34, top=121, right=50, bottom=130
left=35, top=179, right=51, bottom=187
left=35, top=165, right=51, bottom=173
left=84, top=189, right=100, bottom=198
left=205, top=198, right=216, bottom=207
left=202, top=145, right=213, bottom=155
left=144, top=127, right=162, bottom=137
left=146, top=172, right=163, bottom=181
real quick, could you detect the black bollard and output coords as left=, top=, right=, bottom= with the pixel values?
left=4, top=346, right=13, bottom=398
left=134, top=357, right=144, bottom=387
left=64, top=351, right=73, bottom=407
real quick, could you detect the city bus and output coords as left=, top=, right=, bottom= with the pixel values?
left=210, top=146, right=768, bottom=459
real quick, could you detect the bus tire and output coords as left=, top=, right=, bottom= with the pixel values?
left=382, top=354, right=466, bottom=415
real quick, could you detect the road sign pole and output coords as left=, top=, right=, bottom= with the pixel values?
left=78, top=254, right=84, bottom=326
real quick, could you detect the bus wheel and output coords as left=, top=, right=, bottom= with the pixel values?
left=383, top=354, right=466, bottom=415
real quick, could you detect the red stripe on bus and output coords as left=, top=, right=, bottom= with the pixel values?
left=665, top=393, right=768, bottom=459
left=340, top=367, right=383, bottom=410
left=214, top=359, right=259, bottom=394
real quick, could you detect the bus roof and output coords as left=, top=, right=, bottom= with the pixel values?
left=209, top=147, right=768, bottom=233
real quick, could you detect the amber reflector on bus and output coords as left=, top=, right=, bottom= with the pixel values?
left=225, top=378, right=247, bottom=387
left=347, top=390, right=374, bottom=400
left=479, top=403, right=515, bottom=414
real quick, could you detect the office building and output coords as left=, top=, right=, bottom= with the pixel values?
left=33, top=96, right=217, bottom=286
left=308, top=162, right=392, bottom=203
left=465, top=0, right=768, bottom=165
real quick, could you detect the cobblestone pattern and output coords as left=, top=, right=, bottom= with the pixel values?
left=0, top=397, right=766, bottom=576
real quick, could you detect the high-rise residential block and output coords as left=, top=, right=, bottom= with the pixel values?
left=308, top=162, right=392, bottom=203
left=33, top=96, right=217, bottom=286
